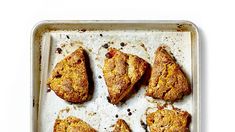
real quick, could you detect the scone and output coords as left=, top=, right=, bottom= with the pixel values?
left=146, top=47, right=191, bottom=102
left=146, top=109, right=191, bottom=132
left=113, top=119, right=131, bottom=132
left=54, top=116, right=96, bottom=132
left=103, top=48, right=148, bottom=104
left=47, top=47, right=90, bottom=103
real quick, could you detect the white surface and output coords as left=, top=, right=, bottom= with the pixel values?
left=0, top=0, right=234, bottom=132
left=39, top=29, right=192, bottom=132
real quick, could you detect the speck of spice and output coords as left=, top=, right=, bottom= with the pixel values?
left=128, top=112, right=132, bottom=116
left=98, top=75, right=102, bottom=79
left=100, top=34, right=103, bottom=37
left=66, top=35, right=70, bottom=39
left=115, top=114, right=118, bottom=118
left=127, top=108, right=131, bottom=112
left=120, top=42, right=126, bottom=47
left=102, top=43, right=109, bottom=49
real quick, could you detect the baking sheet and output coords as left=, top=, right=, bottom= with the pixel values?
left=31, top=21, right=199, bottom=132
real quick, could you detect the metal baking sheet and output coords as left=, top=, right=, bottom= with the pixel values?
left=31, top=21, right=199, bottom=132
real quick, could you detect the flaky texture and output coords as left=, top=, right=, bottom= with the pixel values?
left=113, top=119, right=131, bottom=132
left=103, top=48, right=148, bottom=104
left=146, top=47, right=191, bottom=102
left=54, top=116, right=96, bottom=132
left=146, top=109, right=191, bottom=132
left=47, top=47, right=89, bottom=103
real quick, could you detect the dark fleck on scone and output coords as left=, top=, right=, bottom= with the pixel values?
left=54, top=116, right=96, bottom=132
left=47, top=47, right=90, bottom=103
left=113, top=119, right=131, bottom=132
left=146, top=109, right=191, bottom=132
left=146, top=47, right=191, bottom=102
left=103, top=48, right=148, bottom=104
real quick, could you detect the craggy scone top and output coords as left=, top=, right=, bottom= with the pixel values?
left=146, top=109, right=191, bottom=132
left=54, top=116, right=96, bottom=132
left=47, top=47, right=89, bottom=103
left=103, top=48, right=148, bottom=104
left=113, top=119, right=131, bottom=132
left=146, top=47, right=191, bottom=102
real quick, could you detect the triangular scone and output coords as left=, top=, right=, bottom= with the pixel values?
left=47, top=47, right=89, bottom=103
left=113, top=119, right=131, bottom=132
left=146, top=47, right=191, bottom=102
left=146, top=109, right=191, bottom=132
left=103, top=48, right=148, bottom=104
left=54, top=116, right=96, bottom=132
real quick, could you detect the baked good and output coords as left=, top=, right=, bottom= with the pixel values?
left=146, top=109, right=191, bottom=132
left=54, top=116, right=96, bottom=132
left=103, top=48, right=148, bottom=104
left=146, top=47, right=191, bottom=102
left=47, top=47, right=90, bottom=103
left=113, top=119, right=131, bottom=132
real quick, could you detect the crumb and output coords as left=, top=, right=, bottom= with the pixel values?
left=157, top=102, right=168, bottom=110
left=55, top=48, right=62, bottom=54
left=88, top=112, right=97, bottom=116
left=65, top=107, right=70, bottom=113
left=105, top=52, right=113, bottom=58
left=39, top=55, right=41, bottom=62
left=73, top=105, right=77, bottom=110
left=80, top=29, right=86, bottom=32
left=107, top=96, right=111, bottom=103
left=47, top=88, right=51, bottom=93
left=33, top=99, right=35, bottom=107
left=102, top=43, right=109, bottom=49
left=140, top=43, right=147, bottom=51
left=140, top=120, right=148, bottom=132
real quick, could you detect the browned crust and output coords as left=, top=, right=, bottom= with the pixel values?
left=54, top=116, right=96, bottom=132
left=113, top=119, right=131, bottom=132
left=146, top=109, right=191, bottom=132
left=103, top=48, right=148, bottom=104
left=47, top=47, right=89, bottom=103
left=146, top=47, right=191, bottom=102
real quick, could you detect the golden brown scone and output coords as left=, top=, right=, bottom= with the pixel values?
left=146, top=109, right=191, bottom=132
left=47, top=47, right=89, bottom=103
left=113, top=119, right=131, bottom=132
left=103, top=48, right=148, bottom=104
left=54, top=116, right=96, bottom=132
left=146, top=47, right=191, bottom=102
